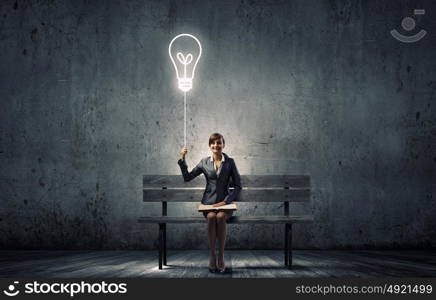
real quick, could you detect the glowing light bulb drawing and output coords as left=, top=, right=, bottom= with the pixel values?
left=168, top=33, right=202, bottom=147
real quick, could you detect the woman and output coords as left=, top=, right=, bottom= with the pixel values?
left=178, top=133, right=242, bottom=273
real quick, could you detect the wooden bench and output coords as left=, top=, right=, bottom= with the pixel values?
left=138, top=175, right=313, bottom=270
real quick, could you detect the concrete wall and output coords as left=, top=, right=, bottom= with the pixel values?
left=1, top=0, right=435, bottom=249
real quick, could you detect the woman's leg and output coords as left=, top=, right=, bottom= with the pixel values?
left=206, top=212, right=217, bottom=268
left=216, top=211, right=228, bottom=269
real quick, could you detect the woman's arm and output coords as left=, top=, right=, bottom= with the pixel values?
left=177, top=147, right=203, bottom=181
left=178, top=159, right=203, bottom=182
left=223, top=158, right=242, bottom=204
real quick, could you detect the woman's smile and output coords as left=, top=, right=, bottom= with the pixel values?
left=210, top=139, right=224, bottom=153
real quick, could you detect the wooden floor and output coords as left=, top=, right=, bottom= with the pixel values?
left=1, top=250, right=435, bottom=278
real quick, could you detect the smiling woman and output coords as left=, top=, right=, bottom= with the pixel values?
left=177, top=133, right=242, bottom=274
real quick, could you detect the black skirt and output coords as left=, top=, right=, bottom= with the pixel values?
left=202, top=210, right=234, bottom=220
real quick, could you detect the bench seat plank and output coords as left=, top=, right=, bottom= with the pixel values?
left=138, top=215, right=314, bottom=224
left=143, top=175, right=310, bottom=188
left=143, top=188, right=310, bottom=202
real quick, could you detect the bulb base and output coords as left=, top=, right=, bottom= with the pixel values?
left=178, top=78, right=192, bottom=92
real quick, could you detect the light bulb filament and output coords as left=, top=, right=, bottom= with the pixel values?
left=176, top=52, right=193, bottom=79
left=176, top=52, right=193, bottom=65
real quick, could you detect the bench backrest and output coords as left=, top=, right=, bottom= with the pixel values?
left=143, top=175, right=310, bottom=203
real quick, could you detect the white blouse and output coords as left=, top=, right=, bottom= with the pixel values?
left=210, top=155, right=225, bottom=176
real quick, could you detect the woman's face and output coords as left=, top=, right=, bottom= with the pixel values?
left=209, top=138, right=225, bottom=155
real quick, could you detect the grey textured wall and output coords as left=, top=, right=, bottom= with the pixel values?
left=1, top=0, right=435, bottom=250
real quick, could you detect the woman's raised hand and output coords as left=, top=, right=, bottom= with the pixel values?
left=180, top=147, right=188, bottom=160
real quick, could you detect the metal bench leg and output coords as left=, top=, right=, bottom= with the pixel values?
left=163, top=224, right=167, bottom=265
left=158, top=224, right=164, bottom=270
left=284, top=224, right=289, bottom=266
left=287, top=223, right=293, bottom=269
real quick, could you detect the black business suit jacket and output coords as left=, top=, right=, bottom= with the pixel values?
left=177, top=153, right=242, bottom=205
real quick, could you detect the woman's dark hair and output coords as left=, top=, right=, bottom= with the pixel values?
left=209, top=133, right=225, bottom=145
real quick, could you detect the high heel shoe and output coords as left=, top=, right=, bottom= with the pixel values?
left=208, top=266, right=217, bottom=273
left=217, top=258, right=226, bottom=273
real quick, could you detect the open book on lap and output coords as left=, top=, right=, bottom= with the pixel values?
left=198, top=204, right=238, bottom=212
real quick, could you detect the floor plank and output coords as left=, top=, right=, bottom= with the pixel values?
left=1, top=250, right=435, bottom=278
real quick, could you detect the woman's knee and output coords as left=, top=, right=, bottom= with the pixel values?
left=206, top=212, right=217, bottom=222
left=216, top=212, right=227, bottom=223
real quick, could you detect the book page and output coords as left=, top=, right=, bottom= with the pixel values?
left=198, top=204, right=237, bottom=211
